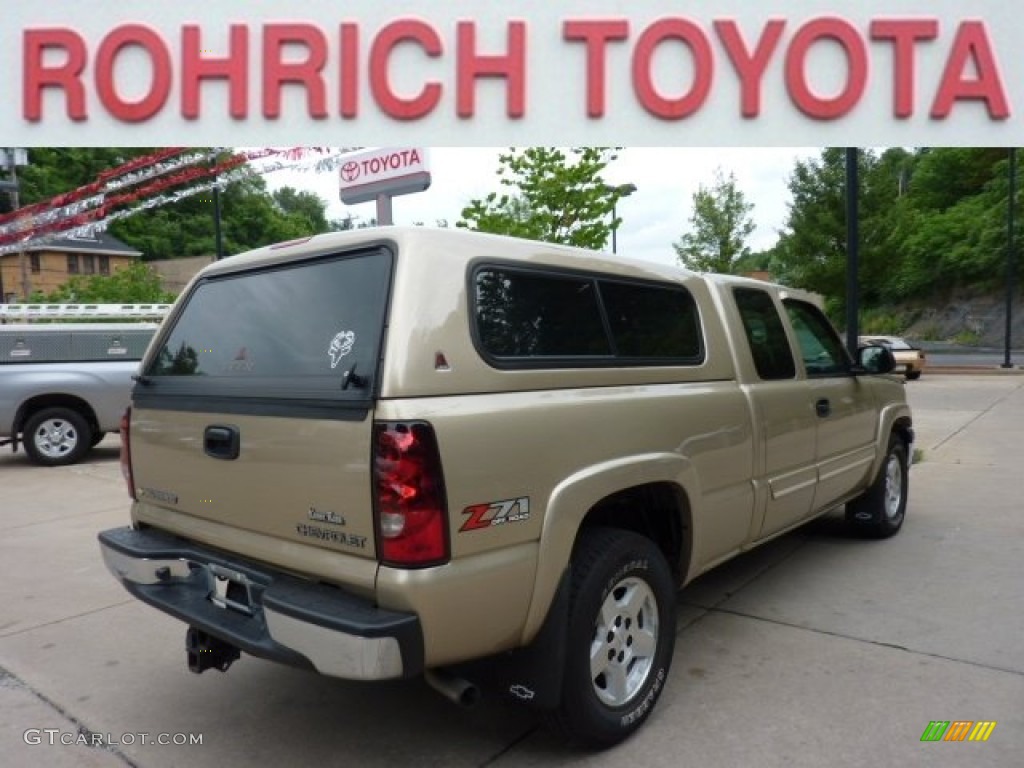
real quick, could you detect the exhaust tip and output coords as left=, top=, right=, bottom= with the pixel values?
left=424, top=668, right=481, bottom=707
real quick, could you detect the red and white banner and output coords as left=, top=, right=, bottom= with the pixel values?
left=2, top=1, right=1021, bottom=146
left=0, top=147, right=359, bottom=254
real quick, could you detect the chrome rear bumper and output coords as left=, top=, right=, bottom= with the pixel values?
left=98, top=526, right=423, bottom=680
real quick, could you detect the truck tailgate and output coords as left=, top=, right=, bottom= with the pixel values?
left=130, top=406, right=377, bottom=559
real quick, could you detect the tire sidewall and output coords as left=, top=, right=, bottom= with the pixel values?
left=880, top=438, right=909, bottom=534
left=848, top=434, right=908, bottom=537
left=560, top=531, right=676, bottom=746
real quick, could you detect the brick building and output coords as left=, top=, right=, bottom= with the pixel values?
left=0, top=232, right=142, bottom=302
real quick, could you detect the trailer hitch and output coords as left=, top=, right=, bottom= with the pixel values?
left=186, top=627, right=240, bottom=673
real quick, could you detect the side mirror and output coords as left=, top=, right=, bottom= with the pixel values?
left=856, top=344, right=895, bottom=374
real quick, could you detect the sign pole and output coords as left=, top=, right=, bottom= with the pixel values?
left=339, top=148, right=431, bottom=225
left=376, top=194, right=393, bottom=226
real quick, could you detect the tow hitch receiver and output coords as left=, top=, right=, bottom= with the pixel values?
left=186, top=628, right=240, bottom=673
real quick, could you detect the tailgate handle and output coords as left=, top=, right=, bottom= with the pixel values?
left=204, top=425, right=240, bottom=460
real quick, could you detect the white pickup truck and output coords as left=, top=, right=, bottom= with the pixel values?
left=0, top=322, right=156, bottom=465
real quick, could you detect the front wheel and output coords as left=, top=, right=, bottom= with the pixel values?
left=846, top=434, right=908, bottom=538
left=22, top=407, right=93, bottom=466
left=548, top=528, right=676, bottom=748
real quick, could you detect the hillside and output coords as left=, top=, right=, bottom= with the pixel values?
left=870, top=289, right=1024, bottom=348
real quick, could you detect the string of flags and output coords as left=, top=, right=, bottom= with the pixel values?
left=0, top=147, right=361, bottom=256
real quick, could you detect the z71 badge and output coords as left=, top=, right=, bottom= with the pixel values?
left=460, top=497, right=530, bottom=532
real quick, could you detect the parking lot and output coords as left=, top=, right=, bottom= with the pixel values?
left=1, top=375, right=1022, bottom=767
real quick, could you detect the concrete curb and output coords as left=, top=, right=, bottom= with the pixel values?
left=925, top=365, right=1024, bottom=375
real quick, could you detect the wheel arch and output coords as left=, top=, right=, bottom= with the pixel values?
left=521, top=454, right=696, bottom=644
left=576, top=483, right=692, bottom=584
left=892, top=414, right=914, bottom=452
left=15, top=394, right=100, bottom=436
left=869, top=403, right=913, bottom=478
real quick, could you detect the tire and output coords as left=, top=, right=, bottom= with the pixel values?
left=22, top=407, right=93, bottom=467
left=846, top=434, right=908, bottom=538
left=548, top=527, right=676, bottom=748
left=90, top=430, right=107, bottom=448
left=905, top=370, right=922, bottom=380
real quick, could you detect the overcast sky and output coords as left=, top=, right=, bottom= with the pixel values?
left=267, top=147, right=820, bottom=269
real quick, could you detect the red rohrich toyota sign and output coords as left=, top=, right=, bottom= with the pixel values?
left=2, top=1, right=1020, bottom=146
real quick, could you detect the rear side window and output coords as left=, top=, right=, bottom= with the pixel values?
left=733, top=288, right=796, bottom=380
left=147, top=248, right=392, bottom=399
left=474, top=269, right=610, bottom=358
left=600, top=281, right=701, bottom=359
left=473, top=266, right=703, bottom=366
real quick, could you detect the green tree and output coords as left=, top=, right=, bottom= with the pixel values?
left=733, top=249, right=773, bottom=275
left=673, top=168, right=755, bottom=273
left=331, top=213, right=378, bottom=231
left=769, top=146, right=1021, bottom=315
left=31, top=260, right=176, bottom=303
left=892, top=150, right=1019, bottom=298
left=456, top=147, right=623, bottom=250
left=273, top=186, right=330, bottom=233
left=770, top=148, right=914, bottom=314
left=16, top=148, right=157, bottom=203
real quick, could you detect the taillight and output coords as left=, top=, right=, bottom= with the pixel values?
left=373, top=421, right=449, bottom=567
left=120, top=407, right=136, bottom=500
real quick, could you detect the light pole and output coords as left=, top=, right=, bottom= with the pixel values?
left=213, top=179, right=225, bottom=260
left=2, top=148, right=29, bottom=300
left=606, top=183, right=637, bottom=254
left=1002, top=147, right=1017, bottom=368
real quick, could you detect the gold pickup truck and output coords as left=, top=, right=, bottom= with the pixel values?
left=98, top=227, right=912, bottom=747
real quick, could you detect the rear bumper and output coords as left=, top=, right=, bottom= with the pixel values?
left=98, top=526, right=423, bottom=680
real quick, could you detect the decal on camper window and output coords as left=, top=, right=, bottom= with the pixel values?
left=328, top=330, right=356, bottom=369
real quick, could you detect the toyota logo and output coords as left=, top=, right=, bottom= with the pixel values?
left=341, top=161, right=360, bottom=182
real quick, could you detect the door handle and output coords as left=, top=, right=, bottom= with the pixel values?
left=815, top=399, right=831, bottom=418
left=204, top=425, right=240, bottom=460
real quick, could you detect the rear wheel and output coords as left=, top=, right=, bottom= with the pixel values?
left=846, top=434, right=908, bottom=538
left=905, top=370, right=922, bottom=380
left=23, top=407, right=93, bottom=466
left=548, top=527, right=676, bottom=748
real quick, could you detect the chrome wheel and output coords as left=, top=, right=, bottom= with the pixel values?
left=590, top=576, right=659, bottom=708
left=32, top=417, right=81, bottom=460
left=883, top=454, right=903, bottom=520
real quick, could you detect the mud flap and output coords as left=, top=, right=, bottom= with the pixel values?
left=452, top=569, right=570, bottom=710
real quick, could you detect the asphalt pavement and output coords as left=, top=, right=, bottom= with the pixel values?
left=1, top=375, right=1022, bottom=767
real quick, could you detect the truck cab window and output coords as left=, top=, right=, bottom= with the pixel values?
left=783, top=299, right=851, bottom=376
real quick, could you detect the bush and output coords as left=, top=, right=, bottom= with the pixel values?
left=860, top=309, right=905, bottom=335
left=32, top=261, right=176, bottom=304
